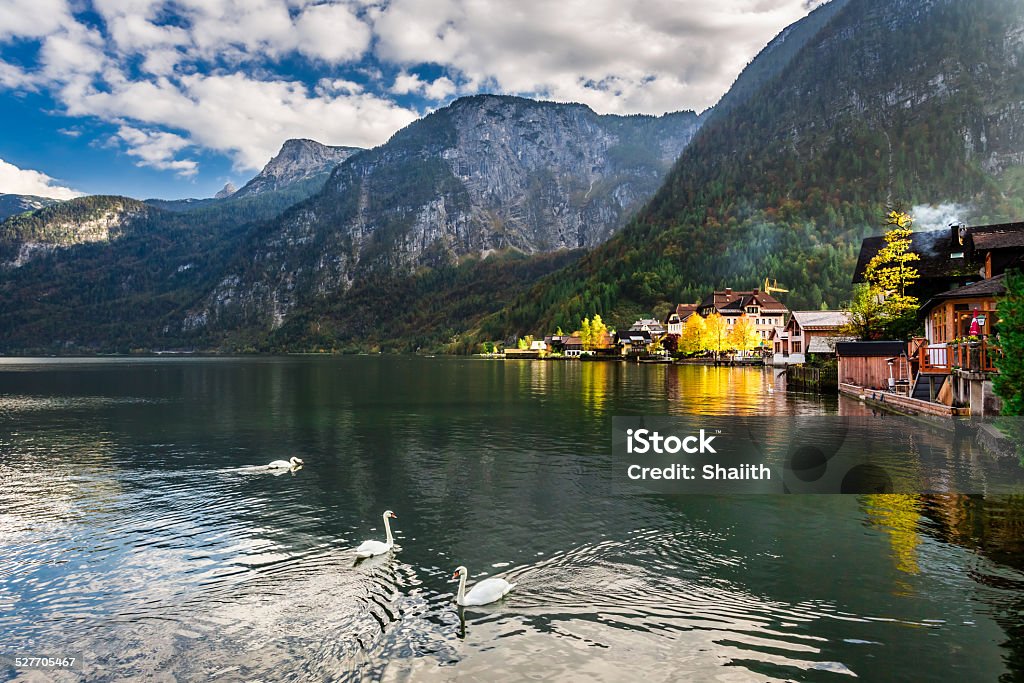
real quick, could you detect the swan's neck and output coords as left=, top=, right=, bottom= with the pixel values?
left=383, top=515, right=394, bottom=545
left=456, top=573, right=467, bottom=605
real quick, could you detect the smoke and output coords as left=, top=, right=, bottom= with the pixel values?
left=910, top=203, right=970, bottom=231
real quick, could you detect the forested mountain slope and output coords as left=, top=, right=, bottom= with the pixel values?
left=482, top=0, right=1024, bottom=339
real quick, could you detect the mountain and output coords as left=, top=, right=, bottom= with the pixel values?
left=0, top=193, right=61, bottom=221
left=482, top=0, right=1024, bottom=340
left=214, top=183, right=237, bottom=199
left=711, top=0, right=851, bottom=119
left=184, top=95, right=704, bottom=338
left=0, top=195, right=152, bottom=267
left=231, top=138, right=361, bottom=199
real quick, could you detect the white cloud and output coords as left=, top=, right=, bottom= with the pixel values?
left=0, top=0, right=821, bottom=178
left=371, top=0, right=816, bottom=114
left=390, top=71, right=458, bottom=100
left=73, top=72, right=418, bottom=170
left=294, top=3, right=372, bottom=62
left=115, top=126, right=198, bottom=177
left=0, top=0, right=73, bottom=41
left=0, top=158, right=83, bottom=199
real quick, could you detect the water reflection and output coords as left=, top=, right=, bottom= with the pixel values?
left=0, top=357, right=1019, bottom=681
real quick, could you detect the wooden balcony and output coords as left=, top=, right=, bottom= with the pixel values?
left=918, top=341, right=1001, bottom=374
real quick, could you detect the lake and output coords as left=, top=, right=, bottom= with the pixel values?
left=1, top=356, right=1022, bottom=681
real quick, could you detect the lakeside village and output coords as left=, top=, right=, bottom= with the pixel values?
left=486, top=213, right=1024, bottom=421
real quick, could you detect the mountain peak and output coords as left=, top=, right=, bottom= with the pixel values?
left=214, top=182, right=237, bottom=199
left=233, top=138, right=362, bottom=199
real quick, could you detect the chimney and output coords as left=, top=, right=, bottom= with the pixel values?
left=725, top=288, right=732, bottom=296
left=950, top=222, right=966, bottom=247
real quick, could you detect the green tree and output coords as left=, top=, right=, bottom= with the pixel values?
left=994, top=270, right=1024, bottom=415
left=842, top=284, right=887, bottom=340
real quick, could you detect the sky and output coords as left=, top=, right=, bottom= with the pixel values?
left=0, top=0, right=823, bottom=200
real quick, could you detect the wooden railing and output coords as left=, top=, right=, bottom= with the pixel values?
left=918, top=341, right=1001, bottom=374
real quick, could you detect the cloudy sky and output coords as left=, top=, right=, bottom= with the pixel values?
left=0, top=0, right=822, bottom=199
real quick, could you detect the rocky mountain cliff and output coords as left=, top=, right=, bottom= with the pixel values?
left=0, top=196, right=153, bottom=267
left=0, top=193, right=61, bottom=222
left=186, top=95, right=703, bottom=334
left=232, top=139, right=362, bottom=199
left=485, top=0, right=1024, bottom=337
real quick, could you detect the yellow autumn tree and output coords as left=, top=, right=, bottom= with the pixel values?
left=863, top=210, right=922, bottom=338
left=579, top=317, right=593, bottom=350
left=590, top=314, right=608, bottom=348
left=680, top=315, right=706, bottom=355
left=728, top=317, right=761, bottom=353
left=702, top=313, right=730, bottom=357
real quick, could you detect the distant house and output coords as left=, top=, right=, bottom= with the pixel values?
left=665, top=303, right=699, bottom=335
left=772, top=310, right=854, bottom=365
left=530, top=339, right=548, bottom=352
left=629, top=318, right=667, bottom=337
left=615, top=330, right=653, bottom=356
left=563, top=336, right=584, bottom=357
left=543, top=334, right=570, bottom=353
left=697, top=288, right=789, bottom=345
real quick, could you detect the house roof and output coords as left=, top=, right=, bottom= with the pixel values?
left=835, top=341, right=907, bottom=357
left=673, top=303, right=699, bottom=321
left=853, top=221, right=1024, bottom=284
left=808, top=336, right=856, bottom=353
left=853, top=230, right=980, bottom=283
left=630, top=319, right=666, bottom=334
left=615, top=330, right=652, bottom=343
left=918, top=274, right=1006, bottom=315
left=770, top=327, right=787, bottom=340
left=932, top=274, right=1007, bottom=299
left=698, top=289, right=789, bottom=314
left=970, top=222, right=1024, bottom=250
left=791, top=310, right=852, bottom=329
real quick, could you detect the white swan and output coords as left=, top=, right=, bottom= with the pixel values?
left=355, top=510, right=398, bottom=558
left=267, top=457, right=304, bottom=469
left=452, top=565, right=516, bottom=606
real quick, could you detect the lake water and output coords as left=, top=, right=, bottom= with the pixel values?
left=1, top=356, right=1022, bottom=681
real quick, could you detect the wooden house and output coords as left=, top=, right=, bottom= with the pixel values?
left=772, top=310, right=854, bottom=365
left=836, top=341, right=910, bottom=391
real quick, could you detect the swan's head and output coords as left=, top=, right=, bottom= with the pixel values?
left=452, top=565, right=468, bottom=580
left=290, top=457, right=304, bottom=466
left=383, top=510, right=397, bottom=520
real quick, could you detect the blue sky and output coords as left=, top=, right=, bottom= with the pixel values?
left=0, top=0, right=821, bottom=200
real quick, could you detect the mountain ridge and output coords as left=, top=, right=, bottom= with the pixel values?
left=184, top=94, right=705, bottom=337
